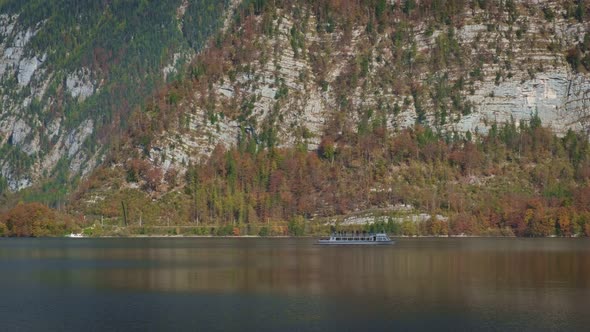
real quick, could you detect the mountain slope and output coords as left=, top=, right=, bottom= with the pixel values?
left=0, top=0, right=230, bottom=198
left=65, top=0, right=590, bottom=237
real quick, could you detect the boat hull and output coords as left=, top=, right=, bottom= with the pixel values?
left=317, top=239, right=394, bottom=245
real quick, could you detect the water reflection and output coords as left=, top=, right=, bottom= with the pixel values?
left=1, top=237, right=590, bottom=329
left=84, top=239, right=587, bottom=296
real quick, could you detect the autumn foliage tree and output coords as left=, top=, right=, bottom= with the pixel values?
left=0, top=202, right=75, bottom=237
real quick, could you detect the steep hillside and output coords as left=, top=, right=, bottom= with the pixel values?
left=130, top=0, right=590, bottom=170
left=66, top=0, right=590, bottom=237
left=0, top=0, right=230, bottom=198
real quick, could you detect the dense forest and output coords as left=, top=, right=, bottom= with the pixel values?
left=4, top=116, right=590, bottom=237
left=60, top=114, right=590, bottom=238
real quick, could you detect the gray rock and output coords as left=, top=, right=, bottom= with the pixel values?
left=66, top=68, right=96, bottom=101
left=17, top=56, right=42, bottom=87
left=10, top=119, right=30, bottom=146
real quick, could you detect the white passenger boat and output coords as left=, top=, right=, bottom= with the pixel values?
left=317, top=232, right=393, bottom=245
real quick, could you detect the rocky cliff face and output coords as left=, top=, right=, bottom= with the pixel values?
left=0, top=1, right=229, bottom=194
left=143, top=0, right=590, bottom=178
left=0, top=13, right=85, bottom=191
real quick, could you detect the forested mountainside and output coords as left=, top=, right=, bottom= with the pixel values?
left=0, top=0, right=230, bottom=198
left=124, top=0, right=590, bottom=165
left=3, top=0, right=590, bottom=237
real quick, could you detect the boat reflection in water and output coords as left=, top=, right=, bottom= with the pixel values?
left=317, top=231, right=393, bottom=245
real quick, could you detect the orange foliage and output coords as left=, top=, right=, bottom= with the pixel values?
left=574, top=186, right=590, bottom=212
left=450, top=213, right=475, bottom=235
left=427, top=217, right=449, bottom=236
left=557, top=207, right=573, bottom=236
left=0, top=203, right=73, bottom=237
left=144, top=167, right=163, bottom=192
left=525, top=198, right=554, bottom=237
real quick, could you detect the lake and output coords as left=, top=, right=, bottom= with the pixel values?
left=0, top=237, right=589, bottom=331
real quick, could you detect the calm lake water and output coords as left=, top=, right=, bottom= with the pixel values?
left=1, top=237, right=589, bottom=331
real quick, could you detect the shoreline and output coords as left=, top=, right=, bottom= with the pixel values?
left=61, top=234, right=587, bottom=239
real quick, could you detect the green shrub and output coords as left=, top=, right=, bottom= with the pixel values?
left=258, top=226, right=269, bottom=237
left=288, top=216, right=305, bottom=236
left=216, top=224, right=234, bottom=236
left=542, top=6, right=555, bottom=21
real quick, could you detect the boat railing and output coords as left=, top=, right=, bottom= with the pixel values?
left=329, top=232, right=390, bottom=241
left=330, top=232, right=385, bottom=236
